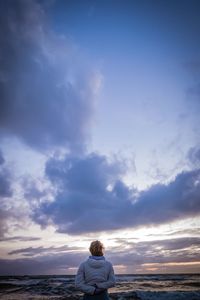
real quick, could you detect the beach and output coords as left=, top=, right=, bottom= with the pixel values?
left=0, top=274, right=200, bottom=300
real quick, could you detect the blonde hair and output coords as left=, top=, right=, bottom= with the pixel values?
left=89, top=240, right=104, bottom=256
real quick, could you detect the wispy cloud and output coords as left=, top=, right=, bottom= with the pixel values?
left=0, top=236, right=41, bottom=242
left=1, top=237, right=200, bottom=275
left=8, top=245, right=81, bottom=256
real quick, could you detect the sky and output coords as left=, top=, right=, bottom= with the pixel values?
left=0, top=0, right=200, bottom=275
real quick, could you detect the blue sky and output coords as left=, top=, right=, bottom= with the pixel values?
left=0, top=0, right=200, bottom=275
left=49, top=0, right=200, bottom=188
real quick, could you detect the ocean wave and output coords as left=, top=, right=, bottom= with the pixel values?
left=0, top=274, right=200, bottom=299
left=136, top=290, right=200, bottom=300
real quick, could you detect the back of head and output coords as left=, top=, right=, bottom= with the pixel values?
left=89, top=240, right=104, bottom=256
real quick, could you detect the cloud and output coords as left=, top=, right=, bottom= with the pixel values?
left=132, top=168, right=200, bottom=226
left=30, top=153, right=130, bottom=233
left=0, top=150, right=5, bottom=165
left=29, top=152, right=200, bottom=234
left=1, top=237, right=200, bottom=275
left=8, top=245, right=80, bottom=256
left=147, top=227, right=200, bottom=238
left=187, top=146, right=200, bottom=167
left=184, top=60, right=200, bottom=126
left=0, top=148, right=14, bottom=237
left=0, top=251, right=85, bottom=275
left=0, top=149, right=31, bottom=239
left=0, top=0, right=101, bottom=153
left=0, top=236, right=41, bottom=242
left=0, top=149, right=12, bottom=198
left=106, top=237, right=200, bottom=272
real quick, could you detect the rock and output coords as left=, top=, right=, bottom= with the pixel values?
left=109, top=291, right=141, bottom=300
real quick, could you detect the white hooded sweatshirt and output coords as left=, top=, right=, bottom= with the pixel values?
left=75, top=256, right=116, bottom=295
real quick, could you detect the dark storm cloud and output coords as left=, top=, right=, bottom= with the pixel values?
left=31, top=153, right=131, bottom=233
left=0, top=0, right=99, bottom=153
left=0, top=149, right=14, bottom=237
left=0, top=210, right=10, bottom=238
left=0, top=251, right=86, bottom=275
left=30, top=152, right=200, bottom=234
left=0, top=149, right=12, bottom=198
left=0, top=149, right=5, bottom=165
left=132, top=168, right=200, bottom=226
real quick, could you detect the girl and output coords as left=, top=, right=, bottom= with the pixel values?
left=75, top=240, right=116, bottom=300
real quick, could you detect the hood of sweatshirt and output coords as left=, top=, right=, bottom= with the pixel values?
left=87, top=257, right=106, bottom=269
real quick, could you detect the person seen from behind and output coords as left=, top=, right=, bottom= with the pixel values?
left=75, top=240, right=115, bottom=299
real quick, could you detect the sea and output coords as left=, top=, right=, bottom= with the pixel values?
left=0, top=273, right=200, bottom=300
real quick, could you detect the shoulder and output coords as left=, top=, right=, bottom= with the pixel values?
left=105, top=260, right=114, bottom=268
left=78, top=260, right=88, bottom=269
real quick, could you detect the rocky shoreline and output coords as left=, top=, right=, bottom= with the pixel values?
left=0, top=281, right=140, bottom=299
left=0, top=293, right=140, bottom=300
left=1, top=274, right=200, bottom=300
